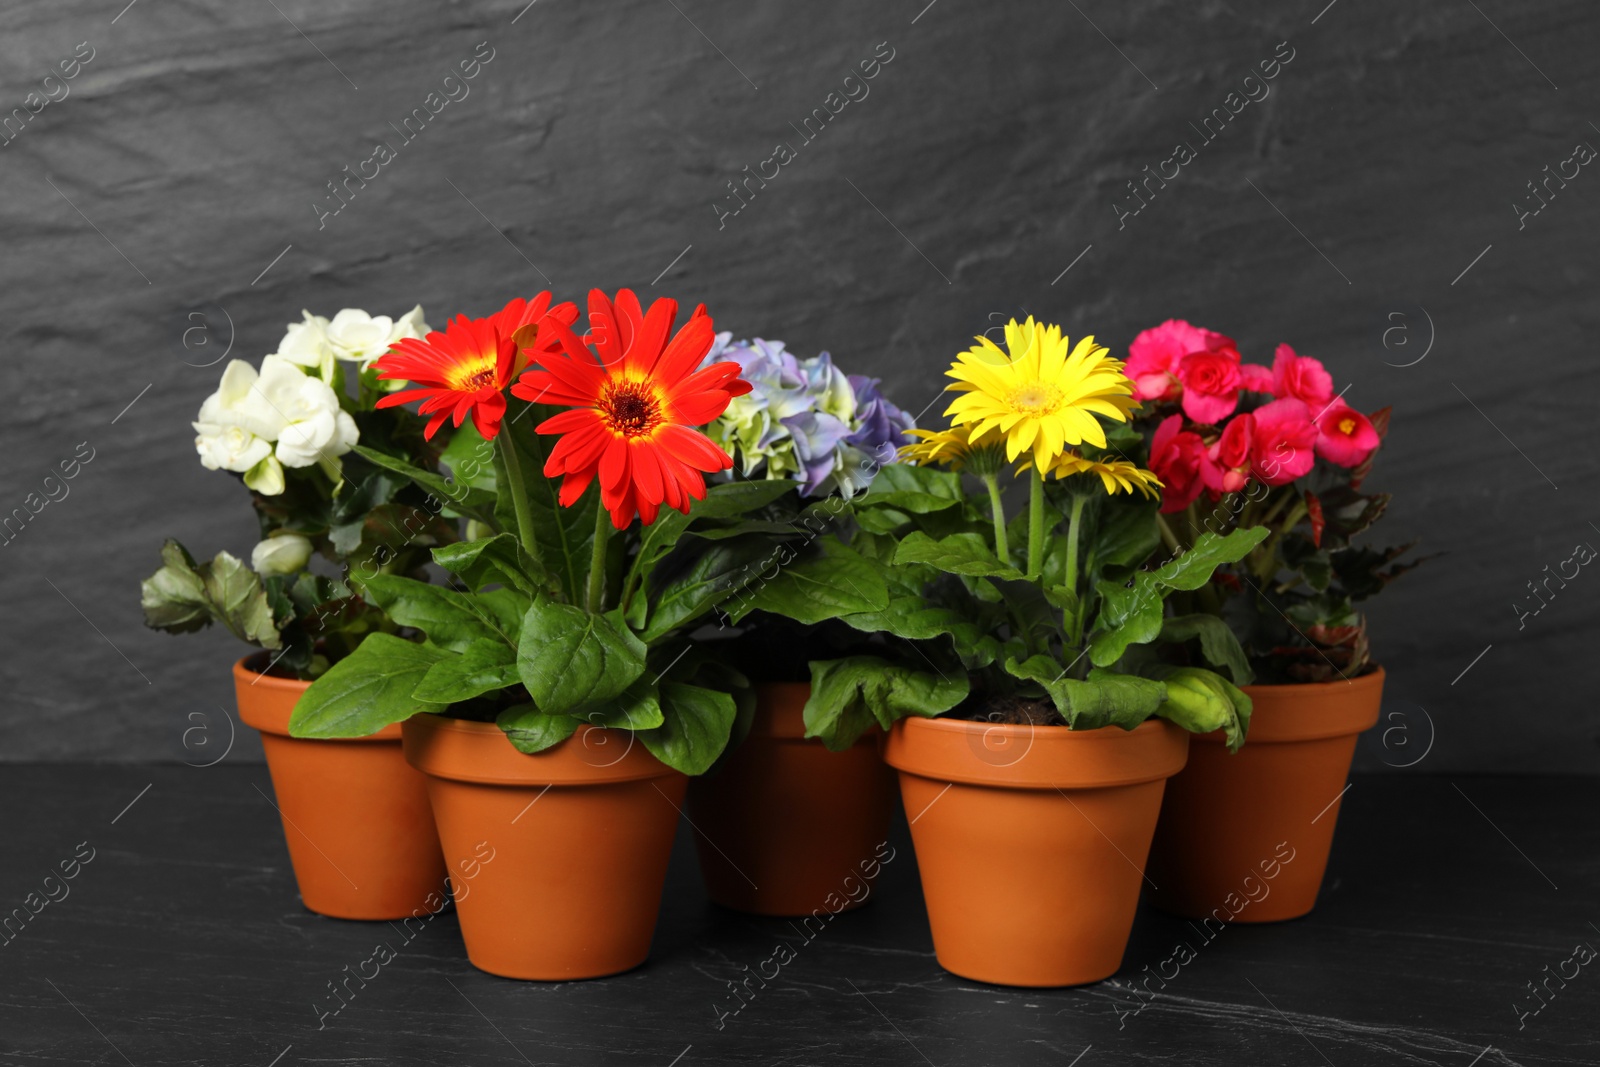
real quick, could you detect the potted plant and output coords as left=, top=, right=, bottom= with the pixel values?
left=288, top=289, right=884, bottom=979
left=140, top=304, right=460, bottom=921
left=682, top=333, right=916, bottom=917
left=1125, top=321, right=1419, bottom=921
left=756, top=317, right=1266, bottom=987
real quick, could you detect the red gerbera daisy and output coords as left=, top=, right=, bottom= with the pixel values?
left=374, top=292, right=576, bottom=440
left=511, top=288, right=751, bottom=528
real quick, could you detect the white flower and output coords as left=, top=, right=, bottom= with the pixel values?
left=326, top=306, right=430, bottom=365
left=393, top=304, right=430, bottom=343
left=253, top=355, right=359, bottom=468
left=275, top=310, right=335, bottom=381
left=244, top=455, right=284, bottom=495
left=193, top=359, right=284, bottom=476
left=195, top=422, right=272, bottom=474
left=251, top=533, right=314, bottom=577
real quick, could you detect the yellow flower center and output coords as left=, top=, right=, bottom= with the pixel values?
left=446, top=354, right=499, bottom=392
left=1338, top=416, right=1356, bottom=435
left=1010, top=383, right=1060, bottom=414
left=600, top=379, right=665, bottom=438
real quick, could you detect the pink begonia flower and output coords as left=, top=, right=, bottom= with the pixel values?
left=1177, top=345, right=1243, bottom=424
left=1270, top=344, right=1334, bottom=408
left=1314, top=402, right=1381, bottom=467
left=1202, top=414, right=1254, bottom=495
left=1125, top=320, right=1232, bottom=404
left=1250, top=398, right=1319, bottom=486
left=1240, top=363, right=1274, bottom=393
left=1148, top=414, right=1207, bottom=513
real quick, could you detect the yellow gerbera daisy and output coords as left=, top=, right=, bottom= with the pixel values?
left=898, top=423, right=1006, bottom=474
left=1037, top=451, right=1163, bottom=500
left=943, top=317, right=1139, bottom=474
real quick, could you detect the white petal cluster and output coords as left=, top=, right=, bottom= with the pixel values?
left=193, top=306, right=428, bottom=494
left=193, top=356, right=358, bottom=495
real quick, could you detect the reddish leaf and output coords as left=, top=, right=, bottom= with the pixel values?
left=1305, top=490, right=1325, bottom=548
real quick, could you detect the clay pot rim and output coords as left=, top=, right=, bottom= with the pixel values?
left=402, top=712, right=682, bottom=787
left=232, top=656, right=404, bottom=742
left=1193, top=665, right=1386, bottom=746
left=884, top=715, right=1189, bottom=790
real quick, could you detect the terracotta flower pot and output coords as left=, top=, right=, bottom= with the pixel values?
left=233, top=656, right=448, bottom=921
left=883, top=715, right=1189, bottom=987
left=686, top=682, right=896, bottom=916
left=402, top=713, right=686, bottom=980
left=1146, top=667, right=1385, bottom=923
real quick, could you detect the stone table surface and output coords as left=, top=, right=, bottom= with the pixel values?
left=0, top=767, right=1594, bottom=1067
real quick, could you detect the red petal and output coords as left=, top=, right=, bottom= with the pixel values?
left=652, top=315, right=715, bottom=387
left=599, top=434, right=630, bottom=491
left=558, top=468, right=595, bottom=507
left=627, top=297, right=676, bottom=377
left=587, top=289, right=625, bottom=370
left=631, top=441, right=665, bottom=505
left=658, top=424, right=732, bottom=472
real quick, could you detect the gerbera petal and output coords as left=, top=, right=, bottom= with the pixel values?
left=652, top=314, right=716, bottom=387
left=599, top=434, right=630, bottom=491
left=558, top=468, right=595, bottom=507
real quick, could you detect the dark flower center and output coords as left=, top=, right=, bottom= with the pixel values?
left=602, top=381, right=663, bottom=437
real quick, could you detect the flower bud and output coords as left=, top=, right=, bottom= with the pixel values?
left=251, top=533, right=313, bottom=577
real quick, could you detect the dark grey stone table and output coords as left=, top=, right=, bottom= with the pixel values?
left=1, top=767, right=1593, bottom=1066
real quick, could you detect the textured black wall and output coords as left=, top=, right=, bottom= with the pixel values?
left=2, top=0, right=1596, bottom=770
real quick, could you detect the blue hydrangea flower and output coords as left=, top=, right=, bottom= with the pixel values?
left=702, top=333, right=914, bottom=498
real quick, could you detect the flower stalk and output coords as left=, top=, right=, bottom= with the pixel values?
left=587, top=498, right=613, bottom=613
left=1063, top=493, right=1087, bottom=642
left=1027, top=470, right=1046, bottom=577
left=496, top=433, right=541, bottom=567
left=982, top=474, right=1009, bottom=562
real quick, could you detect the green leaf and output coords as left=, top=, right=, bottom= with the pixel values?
left=494, top=398, right=597, bottom=604
left=838, top=593, right=1002, bottom=669
left=621, top=481, right=796, bottom=620
left=289, top=634, right=450, bottom=738
left=361, top=573, right=516, bottom=651
left=517, top=598, right=648, bottom=715
left=1092, top=499, right=1162, bottom=571
left=727, top=540, right=890, bottom=625
left=432, top=534, right=544, bottom=597
left=351, top=444, right=497, bottom=524
left=637, top=682, right=738, bottom=776
left=1149, top=665, right=1251, bottom=752
left=893, top=531, right=1025, bottom=580
left=412, top=639, right=520, bottom=703
left=582, top=677, right=665, bottom=730
left=1161, top=614, right=1255, bottom=685
left=861, top=463, right=964, bottom=514
left=439, top=420, right=499, bottom=494
left=1004, top=656, right=1167, bottom=730
left=1148, top=527, right=1270, bottom=592
left=805, top=656, right=968, bottom=751
left=140, top=540, right=213, bottom=633
left=496, top=703, right=580, bottom=754
left=203, top=550, right=280, bottom=647
left=1088, top=575, right=1166, bottom=667
left=640, top=536, right=771, bottom=642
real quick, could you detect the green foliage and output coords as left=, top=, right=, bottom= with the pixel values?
left=288, top=633, right=450, bottom=738
left=803, top=656, right=969, bottom=751
left=516, top=598, right=647, bottom=716
left=141, top=540, right=279, bottom=647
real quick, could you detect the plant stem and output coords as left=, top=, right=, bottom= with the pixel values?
left=1156, top=513, right=1182, bottom=555
left=1064, top=494, right=1086, bottom=644
left=983, top=474, right=1009, bottom=562
left=496, top=432, right=541, bottom=566
left=586, top=501, right=613, bottom=613
left=1027, top=470, right=1046, bottom=577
